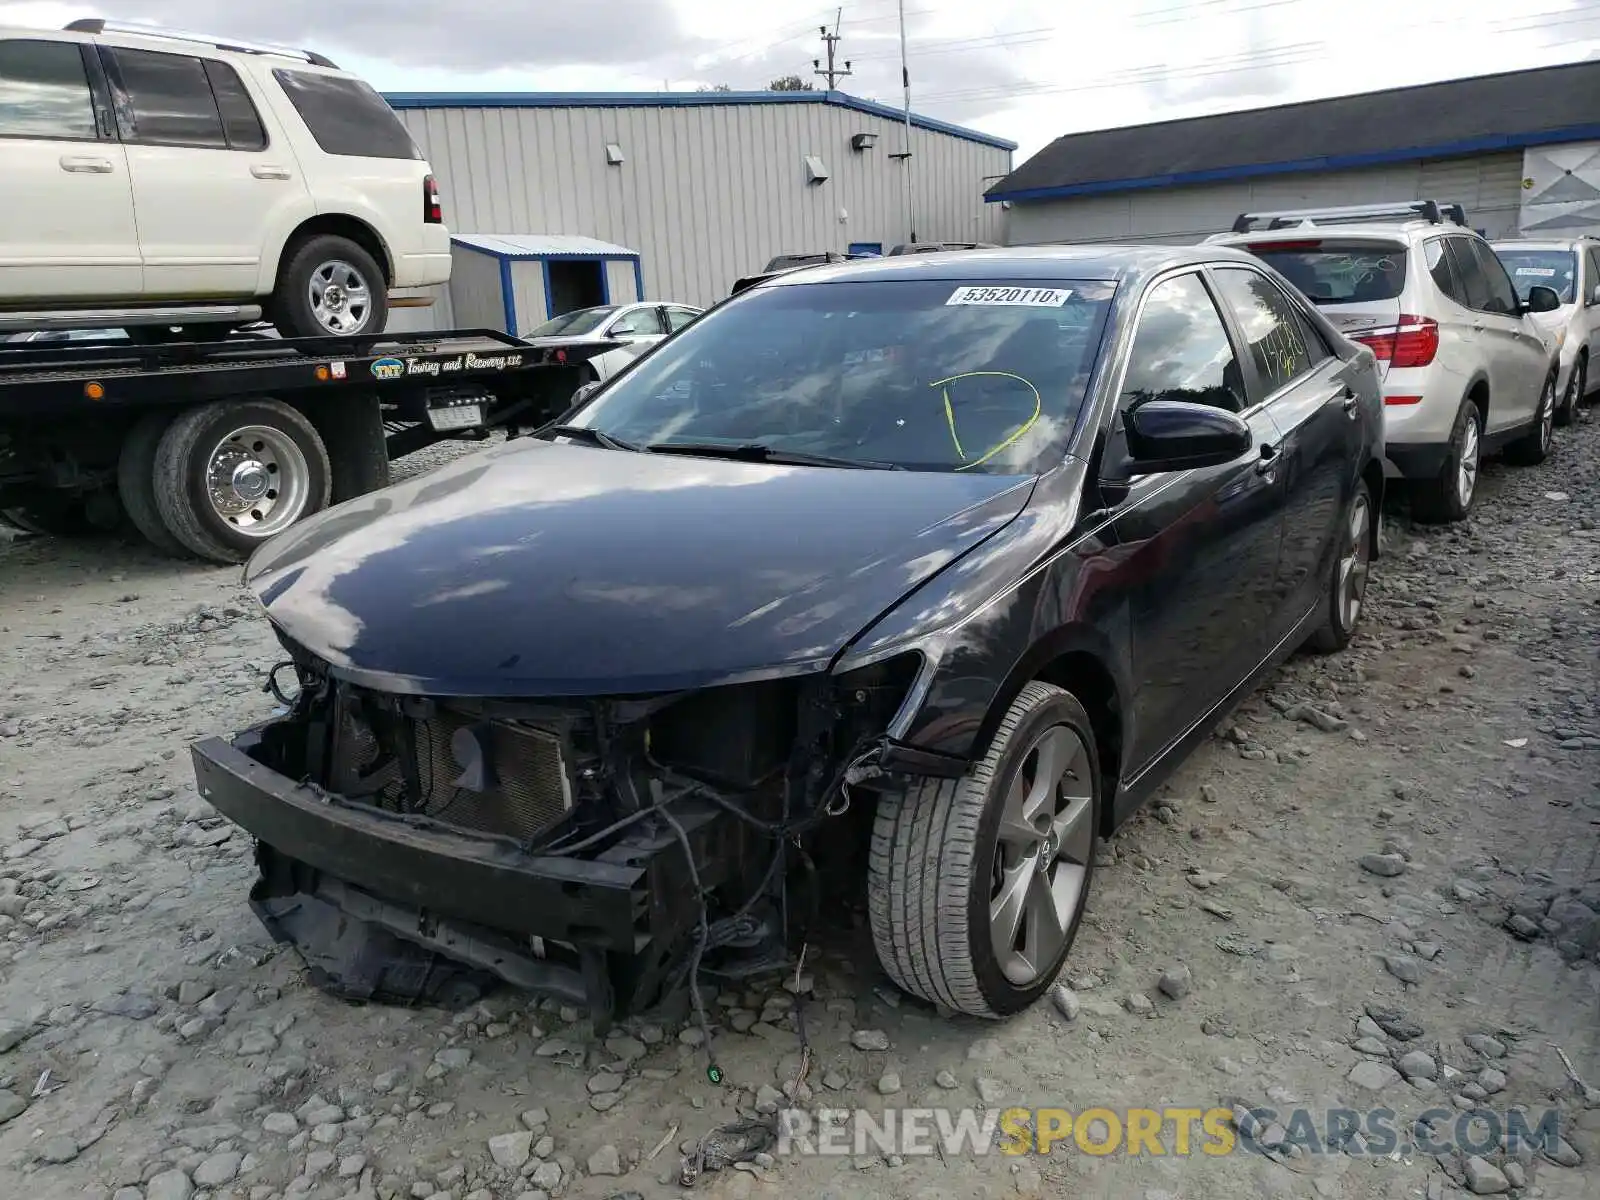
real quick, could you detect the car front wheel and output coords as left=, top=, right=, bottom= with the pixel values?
left=868, top=680, right=1100, bottom=1018
left=1504, top=372, right=1556, bottom=467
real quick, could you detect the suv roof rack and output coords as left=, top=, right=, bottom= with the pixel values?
left=65, top=18, right=340, bottom=68
left=1231, top=201, right=1468, bottom=234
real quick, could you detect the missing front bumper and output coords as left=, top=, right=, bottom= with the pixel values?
left=191, top=731, right=747, bottom=1017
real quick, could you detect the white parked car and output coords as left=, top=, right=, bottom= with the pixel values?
left=0, top=19, right=451, bottom=340
left=1492, top=237, right=1600, bottom=424
left=1211, top=202, right=1562, bottom=524
left=520, top=302, right=703, bottom=381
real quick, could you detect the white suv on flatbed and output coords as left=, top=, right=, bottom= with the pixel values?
left=1210, top=202, right=1562, bottom=523
left=0, top=19, right=451, bottom=340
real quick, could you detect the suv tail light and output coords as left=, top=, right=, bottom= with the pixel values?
left=423, top=174, right=443, bottom=225
left=1352, top=314, right=1438, bottom=369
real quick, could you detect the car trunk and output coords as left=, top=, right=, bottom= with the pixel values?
left=1240, top=236, right=1410, bottom=378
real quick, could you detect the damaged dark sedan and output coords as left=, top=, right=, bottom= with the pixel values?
left=192, top=246, right=1384, bottom=1027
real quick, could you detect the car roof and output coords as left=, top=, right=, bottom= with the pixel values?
left=760, top=243, right=1266, bottom=287
left=1490, top=238, right=1587, bottom=251
left=1212, top=223, right=1444, bottom=245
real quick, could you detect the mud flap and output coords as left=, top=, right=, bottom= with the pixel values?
left=250, top=877, right=496, bottom=1010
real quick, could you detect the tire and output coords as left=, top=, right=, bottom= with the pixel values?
left=1409, top=399, right=1481, bottom=524
left=116, top=410, right=189, bottom=557
left=1306, top=478, right=1373, bottom=654
left=868, top=680, right=1101, bottom=1018
left=271, top=235, right=387, bottom=339
left=1503, top=372, right=1556, bottom=467
left=1558, top=353, right=1585, bottom=424
left=1, top=493, right=95, bottom=537
left=152, top=398, right=332, bottom=564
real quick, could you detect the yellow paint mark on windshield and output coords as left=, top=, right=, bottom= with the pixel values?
left=929, top=370, right=1042, bottom=471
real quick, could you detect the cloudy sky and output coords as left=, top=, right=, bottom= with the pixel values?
left=3, top=0, right=1597, bottom=159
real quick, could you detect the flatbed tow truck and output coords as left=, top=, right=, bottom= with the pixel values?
left=0, top=329, right=594, bottom=564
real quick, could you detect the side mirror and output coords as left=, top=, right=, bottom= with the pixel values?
left=570, top=380, right=601, bottom=406
left=1124, top=399, right=1253, bottom=474
left=1524, top=284, right=1562, bottom=314
left=1590, top=284, right=1600, bottom=307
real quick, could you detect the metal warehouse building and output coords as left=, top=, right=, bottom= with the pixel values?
left=381, top=89, right=1015, bottom=332
left=988, top=60, right=1600, bottom=246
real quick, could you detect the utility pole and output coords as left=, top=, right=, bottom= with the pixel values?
left=812, top=8, right=852, bottom=90
left=890, top=0, right=915, bottom=243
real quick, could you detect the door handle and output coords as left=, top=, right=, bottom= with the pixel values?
left=251, top=164, right=292, bottom=180
left=59, top=155, right=113, bottom=174
left=1254, top=442, right=1279, bottom=476
left=1341, top=387, right=1359, bottom=416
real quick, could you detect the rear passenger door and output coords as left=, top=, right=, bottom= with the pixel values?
left=1209, top=265, right=1359, bottom=646
left=1105, top=271, right=1287, bottom=773
left=99, top=44, right=311, bottom=298
left=1446, top=237, right=1545, bottom=433
left=0, top=36, right=141, bottom=300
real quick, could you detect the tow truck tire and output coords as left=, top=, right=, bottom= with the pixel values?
left=272, top=235, right=388, bottom=339
left=152, top=398, right=331, bottom=565
left=117, top=411, right=189, bottom=557
left=867, top=681, right=1101, bottom=1018
left=1, top=493, right=98, bottom=538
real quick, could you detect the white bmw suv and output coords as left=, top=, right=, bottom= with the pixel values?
left=1210, top=202, right=1562, bottom=523
left=0, top=19, right=451, bottom=340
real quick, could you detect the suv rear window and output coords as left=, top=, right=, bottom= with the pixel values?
left=271, top=69, right=419, bottom=159
left=1240, top=239, right=1408, bottom=304
left=1494, top=249, right=1579, bottom=304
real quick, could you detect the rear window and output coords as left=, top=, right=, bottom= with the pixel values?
left=1241, top=239, right=1408, bottom=305
left=271, top=69, right=419, bottom=159
left=1494, top=249, right=1579, bottom=304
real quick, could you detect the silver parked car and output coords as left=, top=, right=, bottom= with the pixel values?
left=520, top=302, right=703, bottom=382
left=1492, top=237, right=1600, bottom=424
left=1210, top=202, right=1562, bottom=524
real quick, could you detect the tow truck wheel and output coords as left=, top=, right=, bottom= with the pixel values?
left=1, top=489, right=120, bottom=538
left=117, top=410, right=189, bottom=557
left=867, top=681, right=1101, bottom=1018
left=152, top=398, right=331, bottom=564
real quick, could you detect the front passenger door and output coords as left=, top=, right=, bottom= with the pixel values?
left=1105, top=271, right=1287, bottom=773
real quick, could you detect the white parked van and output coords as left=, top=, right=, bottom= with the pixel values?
left=0, top=19, right=451, bottom=340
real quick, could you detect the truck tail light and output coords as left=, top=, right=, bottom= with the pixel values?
left=423, top=175, right=443, bottom=225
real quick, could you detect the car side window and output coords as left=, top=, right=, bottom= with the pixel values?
left=1424, top=238, right=1466, bottom=306
left=107, top=47, right=227, bottom=148
left=1443, top=238, right=1493, bottom=311
left=610, top=308, right=666, bottom=336
left=0, top=39, right=98, bottom=140
left=1119, top=273, right=1247, bottom=414
left=202, top=60, right=267, bottom=151
left=1469, top=240, right=1519, bottom=315
left=1586, top=247, right=1600, bottom=306
left=665, top=307, right=699, bottom=332
left=1209, top=267, right=1315, bottom=394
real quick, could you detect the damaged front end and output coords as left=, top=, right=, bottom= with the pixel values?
left=192, top=641, right=932, bottom=1026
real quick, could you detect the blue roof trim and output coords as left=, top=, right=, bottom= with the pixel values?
left=986, top=122, right=1600, bottom=203
left=383, top=89, right=1017, bottom=152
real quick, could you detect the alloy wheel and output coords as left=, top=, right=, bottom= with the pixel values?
left=307, top=260, right=374, bottom=335
left=1567, top=359, right=1586, bottom=417
left=989, top=724, right=1095, bottom=987
left=1456, top=412, right=1480, bottom=510
left=1537, top=377, right=1555, bottom=452
left=1338, top=492, right=1372, bottom=633
left=204, top=424, right=313, bottom=538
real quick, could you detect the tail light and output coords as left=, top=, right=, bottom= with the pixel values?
left=1352, top=314, right=1438, bottom=369
left=423, top=174, right=443, bottom=225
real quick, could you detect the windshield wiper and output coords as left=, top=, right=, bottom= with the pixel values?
left=535, top=424, right=646, bottom=453
left=646, top=441, right=904, bottom=470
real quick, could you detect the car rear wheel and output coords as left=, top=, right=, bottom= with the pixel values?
left=1409, top=399, right=1480, bottom=524
left=1306, top=479, right=1373, bottom=654
left=152, top=398, right=331, bottom=564
left=272, top=235, right=387, bottom=339
left=1504, top=373, right=1556, bottom=467
left=867, top=680, right=1100, bottom=1018
left=1558, top=353, right=1585, bottom=425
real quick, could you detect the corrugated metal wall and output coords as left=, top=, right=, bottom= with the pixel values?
left=604, top=259, right=639, bottom=305
left=1003, top=152, right=1527, bottom=246
left=449, top=247, right=506, bottom=329
left=396, top=103, right=1010, bottom=308
left=506, top=260, right=549, bottom=331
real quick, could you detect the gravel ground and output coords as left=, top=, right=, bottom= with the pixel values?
left=0, top=423, right=1597, bottom=1200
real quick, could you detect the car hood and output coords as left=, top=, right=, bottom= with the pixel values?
left=244, top=439, right=1035, bottom=697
